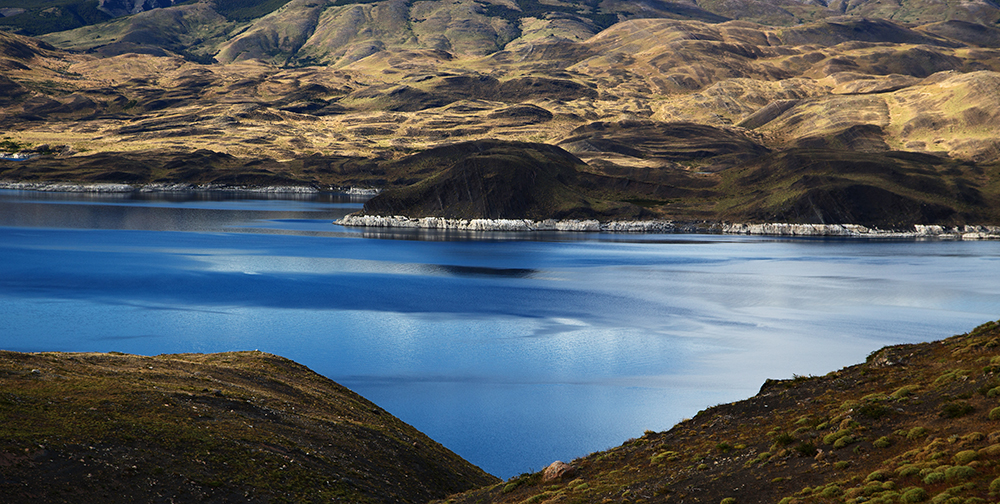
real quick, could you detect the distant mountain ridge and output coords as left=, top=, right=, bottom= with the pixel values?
left=2, top=1, right=1000, bottom=228
left=2, top=0, right=996, bottom=66
left=97, top=0, right=181, bottom=18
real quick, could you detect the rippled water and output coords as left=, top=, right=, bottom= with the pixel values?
left=1, top=189, right=998, bottom=478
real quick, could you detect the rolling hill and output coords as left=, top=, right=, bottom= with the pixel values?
left=0, top=350, right=497, bottom=503
left=0, top=0, right=998, bottom=228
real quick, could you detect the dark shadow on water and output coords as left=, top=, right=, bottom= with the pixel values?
left=434, top=264, right=536, bottom=278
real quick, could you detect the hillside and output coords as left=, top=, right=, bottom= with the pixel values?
left=358, top=139, right=650, bottom=220
left=442, top=320, right=1000, bottom=504
left=0, top=350, right=497, bottom=503
left=1, top=3, right=999, bottom=227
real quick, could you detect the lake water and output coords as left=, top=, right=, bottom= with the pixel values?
left=1, top=189, right=999, bottom=478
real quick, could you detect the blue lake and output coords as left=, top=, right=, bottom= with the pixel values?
left=1, top=189, right=999, bottom=478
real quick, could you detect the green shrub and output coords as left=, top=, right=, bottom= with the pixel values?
left=990, top=477, right=1000, bottom=494
left=987, top=387, right=1000, bottom=398
left=953, top=450, right=978, bottom=465
left=893, top=386, right=919, bottom=399
left=834, top=460, right=851, bottom=469
left=908, top=427, right=929, bottom=440
left=941, top=402, right=975, bottom=419
left=821, top=485, right=843, bottom=498
left=897, top=464, right=921, bottom=478
left=935, top=370, right=972, bottom=388
left=824, top=429, right=852, bottom=445
left=859, top=402, right=893, bottom=420
left=834, top=435, right=858, bottom=449
left=868, top=470, right=891, bottom=482
left=651, top=451, right=678, bottom=464
left=901, top=487, right=930, bottom=503
left=945, top=466, right=976, bottom=480
left=717, top=442, right=733, bottom=453
left=924, top=472, right=947, bottom=484
left=875, top=436, right=893, bottom=448
left=794, top=442, right=817, bottom=457
left=772, top=433, right=795, bottom=447
left=989, top=407, right=1000, bottom=421
left=981, top=443, right=1000, bottom=456
left=721, top=498, right=737, bottom=504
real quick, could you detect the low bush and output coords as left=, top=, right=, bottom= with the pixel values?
left=908, top=427, right=929, bottom=440
left=924, top=472, right=946, bottom=484
left=940, top=402, right=975, bottom=419
left=821, top=485, right=842, bottom=498
left=824, top=429, right=852, bottom=445
left=859, top=402, right=893, bottom=420
left=874, top=436, right=893, bottom=448
left=794, top=442, right=817, bottom=457
left=834, top=435, right=858, bottom=449
left=989, top=407, right=1000, bottom=421
left=868, top=470, right=891, bottom=482
left=901, top=487, right=929, bottom=503
left=944, top=465, right=976, bottom=480
left=953, top=450, right=978, bottom=465
left=772, top=433, right=795, bottom=447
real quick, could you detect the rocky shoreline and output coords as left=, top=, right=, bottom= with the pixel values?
left=2, top=181, right=997, bottom=239
left=0, top=181, right=380, bottom=194
left=338, top=214, right=1000, bottom=239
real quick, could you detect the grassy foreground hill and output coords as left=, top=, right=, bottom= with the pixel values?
left=0, top=350, right=498, bottom=503
left=441, top=320, right=1000, bottom=504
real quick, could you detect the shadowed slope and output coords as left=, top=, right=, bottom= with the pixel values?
left=360, top=140, right=647, bottom=220
left=715, top=149, right=998, bottom=227
left=0, top=350, right=498, bottom=504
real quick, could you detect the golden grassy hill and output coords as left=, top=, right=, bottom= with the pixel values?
left=2, top=10, right=1000, bottom=226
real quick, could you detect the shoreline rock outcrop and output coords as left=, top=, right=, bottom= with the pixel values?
left=338, top=214, right=1000, bottom=239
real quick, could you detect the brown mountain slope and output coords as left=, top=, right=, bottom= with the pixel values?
left=0, top=350, right=498, bottom=503
left=442, top=320, right=1000, bottom=504
left=358, top=139, right=649, bottom=220
left=3, top=13, right=1000, bottom=228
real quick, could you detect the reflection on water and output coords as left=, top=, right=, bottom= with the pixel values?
left=0, top=189, right=366, bottom=232
left=1, top=189, right=999, bottom=478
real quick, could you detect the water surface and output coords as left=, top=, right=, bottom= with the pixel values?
left=1, top=189, right=998, bottom=478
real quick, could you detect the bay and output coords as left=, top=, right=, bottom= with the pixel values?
left=0, top=189, right=998, bottom=478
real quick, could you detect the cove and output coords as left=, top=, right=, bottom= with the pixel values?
left=1, top=189, right=998, bottom=479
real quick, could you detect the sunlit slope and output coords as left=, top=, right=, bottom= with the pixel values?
left=4, top=10, right=1000, bottom=227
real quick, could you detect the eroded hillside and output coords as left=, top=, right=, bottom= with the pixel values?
left=1, top=3, right=999, bottom=226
